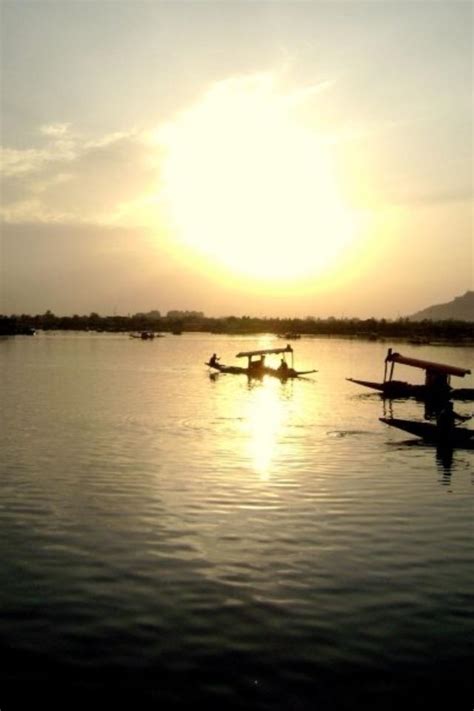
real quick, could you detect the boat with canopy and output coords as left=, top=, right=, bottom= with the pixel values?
left=205, top=345, right=317, bottom=380
left=347, top=348, right=473, bottom=401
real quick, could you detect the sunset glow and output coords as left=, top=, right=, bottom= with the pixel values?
left=159, top=77, right=357, bottom=282
left=2, top=0, right=471, bottom=317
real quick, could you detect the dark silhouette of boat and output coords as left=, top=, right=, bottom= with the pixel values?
left=206, top=345, right=316, bottom=380
left=129, top=331, right=162, bottom=340
left=380, top=417, right=474, bottom=448
left=348, top=348, right=473, bottom=402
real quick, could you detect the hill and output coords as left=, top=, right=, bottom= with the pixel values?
left=409, top=291, right=474, bottom=321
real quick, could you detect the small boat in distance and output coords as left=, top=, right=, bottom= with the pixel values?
left=380, top=417, right=474, bottom=449
left=129, top=331, right=163, bottom=340
left=206, top=345, right=316, bottom=380
left=347, top=348, right=473, bottom=402
left=278, top=333, right=301, bottom=340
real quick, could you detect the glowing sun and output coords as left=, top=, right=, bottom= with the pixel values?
left=159, top=75, right=356, bottom=281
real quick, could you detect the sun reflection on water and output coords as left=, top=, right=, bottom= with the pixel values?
left=244, top=379, right=290, bottom=479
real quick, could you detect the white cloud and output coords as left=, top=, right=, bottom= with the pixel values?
left=1, top=125, right=162, bottom=226
left=40, top=123, right=71, bottom=137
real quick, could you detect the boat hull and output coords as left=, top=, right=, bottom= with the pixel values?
left=206, top=363, right=316, bottom=380
left=205, top=362, right=249, bottom=375
left=452, top=387, right=474, bottom=401
left=347, top=378, right=474, bottom=402
left=380, top=417, right=474, bottom=448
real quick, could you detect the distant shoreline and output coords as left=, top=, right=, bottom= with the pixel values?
left=1, top=312, right=473, bottom=345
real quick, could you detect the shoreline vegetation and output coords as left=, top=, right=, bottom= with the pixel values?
left=1, top=310, right=473, bottom=344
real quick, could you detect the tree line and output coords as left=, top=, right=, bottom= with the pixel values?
left=1, top=310, right=473, bottom=342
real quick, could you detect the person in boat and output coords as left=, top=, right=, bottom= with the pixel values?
left=435, top=403, right=473, bottom=441
left=425, top=369, right=450, bottom=400
left=436, top=402, right=457, bottom=439
left=209, top=353, right=220, bottom=367
left=278, top=357, right=289, bottom=374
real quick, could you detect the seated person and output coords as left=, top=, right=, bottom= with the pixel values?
left=278, top=358, right=289, bottom=373
left=436, top=402, right=456, bottom=438
left=425, top=370, right=450, bottom=399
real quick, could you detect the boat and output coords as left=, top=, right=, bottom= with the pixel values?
left=278, top=333, right=301, bottom=340
left=347, top=348, right=473, bottom=402
left=129, top=331, right=162, bottom=340
left=380, top=417, right=474, bottom=448
left=205, top=345, right=316, bottom=380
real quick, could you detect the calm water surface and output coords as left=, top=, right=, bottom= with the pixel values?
left=1, top=333, right=473, bottom=709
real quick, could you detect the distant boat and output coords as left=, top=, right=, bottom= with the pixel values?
left=380, top=417, right=474, bottom=448
left=347, top=348, right=474, bottom=402
left=129, top=331, right=163, bottom=340
left=205, top=345, right=316, bottom=380
left=278, top=333, right=301, bottom=340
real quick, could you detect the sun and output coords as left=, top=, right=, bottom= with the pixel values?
left=159, top=75, right=357, bottom=282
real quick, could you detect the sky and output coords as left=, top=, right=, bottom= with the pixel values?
left=1, top=0, right=472, bottom=318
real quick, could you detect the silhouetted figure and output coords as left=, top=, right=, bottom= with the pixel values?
left=436, top=402, right=456, bottom=440
left=425, top=369, right=450, bottom=400
left=209, top=353, right=220, bottom=367
left=278, top=358, right=289, bottom=374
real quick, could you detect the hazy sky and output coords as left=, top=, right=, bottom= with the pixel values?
left=1, top=0, right=472, bottom=317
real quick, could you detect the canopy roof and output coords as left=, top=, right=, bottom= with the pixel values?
left=236, top=345, right=293, bottom=358
left=385, top=350, right=471, bottom=377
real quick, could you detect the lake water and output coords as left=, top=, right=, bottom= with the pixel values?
left=1, top=332, right=473, bottom=709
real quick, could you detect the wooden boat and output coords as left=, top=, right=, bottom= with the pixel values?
left=348, top=348, right=473, bottom=402
left=206, top=345, right=316, bottom=380
left=380, top=417, right=474, bottom=448
left=130, top=331, right=162, bottom=340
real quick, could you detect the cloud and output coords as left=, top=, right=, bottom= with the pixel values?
left=1, top=72, right=337, bottom=229
left=40, top=123, right=71, bottom=137
left=1, top=124, right=162, bottom=226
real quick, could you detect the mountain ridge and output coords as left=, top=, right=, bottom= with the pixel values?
left=409, top=291, right=474, bottom=321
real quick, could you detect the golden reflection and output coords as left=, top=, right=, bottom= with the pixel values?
left=244, top=379, right=290, bottom=478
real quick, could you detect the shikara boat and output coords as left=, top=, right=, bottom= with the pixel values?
left=130, top=331, right=162, bottom=340
left=348, top=348, right=473, bottom=402
left=380, top=417, right=474, bottom=448
left=205, top=345, right=316, bottom=380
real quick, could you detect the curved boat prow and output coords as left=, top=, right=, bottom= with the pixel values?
left=347, top=377, right=384, bottom=392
